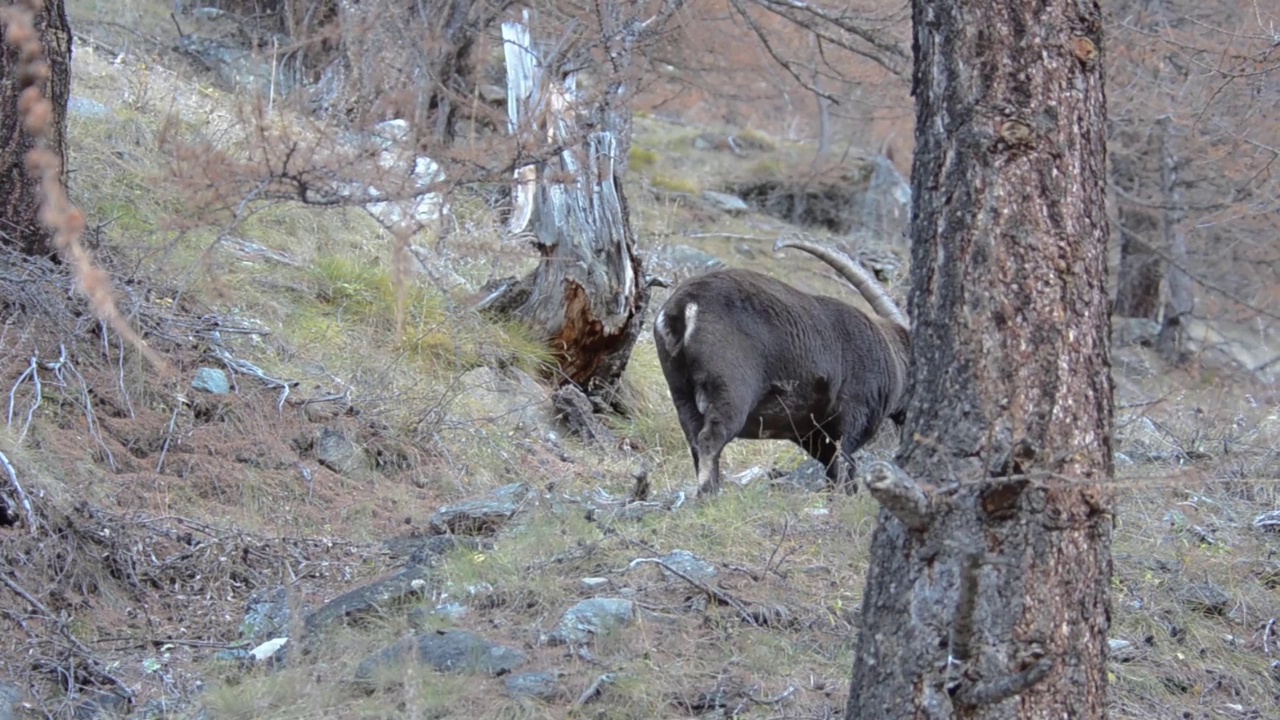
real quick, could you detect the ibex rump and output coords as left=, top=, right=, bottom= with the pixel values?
left=653, top=238, right=910, bottom=496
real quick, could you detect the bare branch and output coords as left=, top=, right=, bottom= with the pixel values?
left=865, top=460, right=933, bottom=531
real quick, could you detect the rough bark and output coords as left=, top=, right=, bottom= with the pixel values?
left=0, top=0, right=70, bottom=256
left=500, top=14, right=649, bottom=397
left=845, top=0, right=1114, bottom=718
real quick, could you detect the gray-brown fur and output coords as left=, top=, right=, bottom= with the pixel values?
left=653, top=238, right=910, bottom=496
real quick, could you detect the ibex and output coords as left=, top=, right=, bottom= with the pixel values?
left=653, top=237, right=910, bottom=496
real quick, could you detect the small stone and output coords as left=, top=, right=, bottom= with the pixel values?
left=773, top=460, right=827, bottom=492
left=68, top=96, right=110, bottom=118
left=548, top=598, right=635, bottom=645
left=1108, top=638, right=1139, bottom=662
left=313, top=427, right=367, bottom=474
left=1253, top=510, right=1280, bottom=532
left=1178, top=582, right=1232, bottom=616
left=580, top=577, right=610, bottom=590
left=653, top=550, right=717, bottom=582
left=1, top=681, right=24, bottom=720
left=249, top=637, right=288, bottom=662
left=190, top=368, right=230, bottom=394
left=429, top=483, right=531, bottom=536
left=700, top=190, right=750, bottom=215
left=504, top=671, right=563, bottom=701
left=355, top=630, right=527, bottom=684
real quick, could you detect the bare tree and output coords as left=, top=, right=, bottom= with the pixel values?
left=846, top=0, right=1113, bottom=718
left=1, top=0, right=70, bottom=256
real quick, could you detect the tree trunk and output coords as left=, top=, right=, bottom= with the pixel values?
left=1, top=0, right=71, bottom=256
left=1113, top=207, right=1163, bottom=319
left=846, top=0, right=1114, bottom=717
left=500, top=13, right=649, bottom=398
left=1156, top=115, right=1191, bottom=364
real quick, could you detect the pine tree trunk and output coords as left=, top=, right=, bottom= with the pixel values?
left=1, top=0, right=71, bottom=256
left=845, top=0, right=1114, bottom=717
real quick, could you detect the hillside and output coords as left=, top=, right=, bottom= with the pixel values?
left=1, top=2, right=1278, bottom=720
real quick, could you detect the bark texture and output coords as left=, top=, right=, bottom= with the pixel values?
left=1, top=0, right=70, bottom=256
left=845, top=0, right=1114, bottom=718
left=501, top=14, right=650, bottom=396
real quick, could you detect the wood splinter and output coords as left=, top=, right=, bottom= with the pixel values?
left=864, top=460, right=932, bottom=531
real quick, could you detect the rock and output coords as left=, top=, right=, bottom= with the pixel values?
left=772, top=460, right=828, bottom=492
left=449, top=367, right=556, bottom=435
left=552, top=385, right=615, bottom=446
left=313, top=427, right=367, bottom=474
left=504, top=671, right=563, bottom=701
left=176, top=34, right=294, bottom=96
left=68, top=96, right=110, bottom=118
left=429, top=482, right=532, bottom=536
left=700, top=190, right=750, bottom=215
left=240, top=586, right=291, bottom=642
left=72, top=691, right=130, bottom=719
left=213, top=648, right=253, bottom=663
left=249, top=637, right=289, bottom=662
left=651, top=244, right=723, bottom=274
left=190, top=368, right=230, bottom=394
left=138, top=698, right=181, bottom=719
left=382, top=535, right=484, bottom=567
left=548, top=598, right=635, bottom=645
left=652, top=550, right=717, bottom=582
left=581, top=577, right=610, bottom=591
left=1111, top=317, right=1160, bottom=348
left=355, top=630, right=527, bottom=684
left=1253, top=510, right=1280, bottom=532
left=1108, top=638, right=1140, bottom=663
left=0, top=681, right=23, bottom=720
left=304, top=565, right=431, bottom=634
left=1178, top=582, right=1232, bottom=616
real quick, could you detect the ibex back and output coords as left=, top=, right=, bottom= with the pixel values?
left=653, top=238, right=910, bottom=496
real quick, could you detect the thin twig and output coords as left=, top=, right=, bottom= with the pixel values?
left=6, top=361, right=34, bottom=427
left=66, top=361, right=115, bottom=472
left=156, top=402, right=182, bottom=474
left=632, top=558, right=760, bottom=628
left=0, top=449, right=37, bottom=532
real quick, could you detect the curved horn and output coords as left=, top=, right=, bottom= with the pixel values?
left=773, top=237, right=909, bottom=330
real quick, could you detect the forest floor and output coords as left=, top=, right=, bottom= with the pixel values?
left=0, top=2, right=1277, bottom=719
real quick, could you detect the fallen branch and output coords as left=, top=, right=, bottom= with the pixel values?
left=0, top=449, right=37, bottom=532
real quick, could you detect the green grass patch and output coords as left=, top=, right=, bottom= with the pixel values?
left=650, top=174, right=701, bottom=195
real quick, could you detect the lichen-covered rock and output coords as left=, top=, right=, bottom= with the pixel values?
left=548, top=598, right=635, bottom=645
